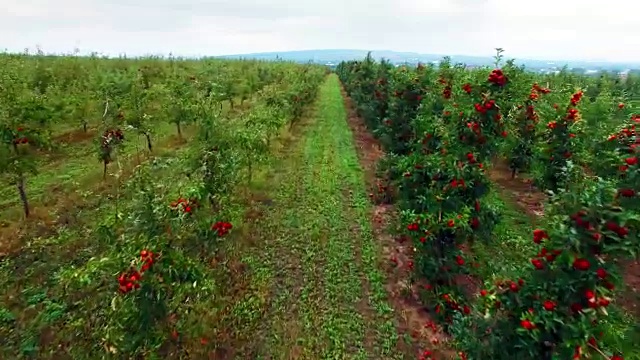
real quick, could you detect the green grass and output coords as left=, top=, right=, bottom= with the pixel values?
left=221, top=75, right=405, bottom=359
left=0, top=98, right=247, bottom=222
left=0, top=122, right=178, bottom=205
left=472, top=189, right=536, bottom=281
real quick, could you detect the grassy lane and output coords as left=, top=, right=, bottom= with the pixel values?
left=228, top=75, right=403, bottom=359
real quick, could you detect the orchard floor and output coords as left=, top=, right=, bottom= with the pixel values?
left=3, top=75, right=637, bottom=359
left=215, top=75, right=450, bottom=359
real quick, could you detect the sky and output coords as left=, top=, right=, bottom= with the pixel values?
left=2, top=0, right=639, bottom=62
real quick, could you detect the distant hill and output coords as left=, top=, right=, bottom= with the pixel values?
left=217, top=49, right=640, bottom=72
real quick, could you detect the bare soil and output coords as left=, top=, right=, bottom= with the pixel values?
left=341, top=88, right=458, bottom=359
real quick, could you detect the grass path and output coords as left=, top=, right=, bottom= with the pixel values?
left=225, top=75, right=403, bottom=359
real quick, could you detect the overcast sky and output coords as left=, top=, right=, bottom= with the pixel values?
left=2, top=0, right=638, bottom=62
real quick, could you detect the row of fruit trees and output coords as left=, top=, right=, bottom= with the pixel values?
left=337, top=50, right=639, bottom=360
left=0, top=52, right=326, bottom=356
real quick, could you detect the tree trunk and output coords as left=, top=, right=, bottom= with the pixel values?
left=145, top=133, right=153, bottom=151
left=511, top=167, right=517, bottom=180
left=103, top=161, right=108, bottom=179
left=176, top=122, right=182, bottom=138
left=83, top=122, right=88, bottom=133
left=17, top=174, right=30, bottom=218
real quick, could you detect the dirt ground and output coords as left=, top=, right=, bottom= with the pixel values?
left=341, top=89, right=458, bottom=360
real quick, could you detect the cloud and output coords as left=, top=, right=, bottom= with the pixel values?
left=1, top=0, right=639, bottom=62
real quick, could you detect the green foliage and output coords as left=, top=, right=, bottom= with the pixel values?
left=338, top=51, right=640, bottom=360
left=0, top=52, right=325, bottom=358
